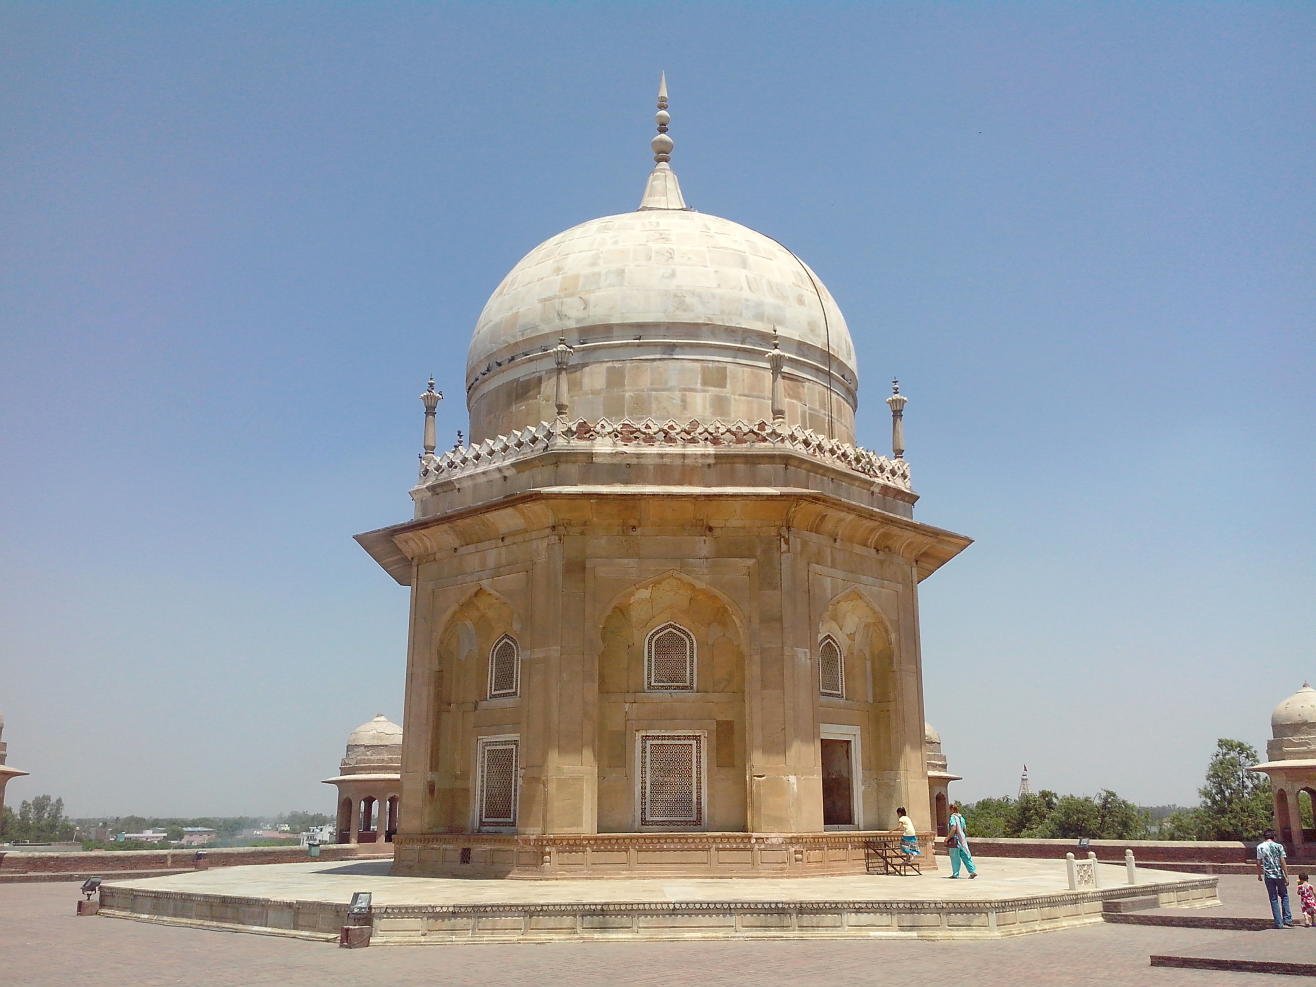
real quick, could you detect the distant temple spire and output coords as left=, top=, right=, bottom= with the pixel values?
left=638, top=72, right=689, bottom=211
left=1018, top=764, right=1032, bottom=799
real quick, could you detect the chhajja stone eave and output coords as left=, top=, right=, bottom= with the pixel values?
left=356, top=487, right=971, bottom=585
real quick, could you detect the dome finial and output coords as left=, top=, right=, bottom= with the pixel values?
left=652, top=72, right=673, bottom=164
left=639, top=73, right=688, bottom=210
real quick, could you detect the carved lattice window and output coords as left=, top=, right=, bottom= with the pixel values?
left=638, top=732, right=704, bottom=828
left=488, top=634, right=519, bottom=698
left=477, top=736, right=518, bottom=829
left=645, top=623, right=696, bottom=691
left=819, top=636, right=844, bottom=698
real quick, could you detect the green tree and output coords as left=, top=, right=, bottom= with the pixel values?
left=1197, top=738, right=1272, bottom=840
left=1006, top=790, right=1058, bottom=837
left=6, top=795, right=75, bottom=842
left=961, top=797, right=1012, bottom=838
left=1037, top=795, right=1098, bottom=838
left=1091, top=789, right=1150, bottom=839
left=1158, top=809, right=1204, bottom=841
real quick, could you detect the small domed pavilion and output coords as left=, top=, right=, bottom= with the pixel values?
left=322, top=715, right=403, bottom=844
left=0, top=713, right=30, bottom=824
left=1251, top=683, right=1316, bottom=857
left=924, top=722, right=961, bottom=836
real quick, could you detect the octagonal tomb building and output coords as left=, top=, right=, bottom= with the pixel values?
left=357, top=82, right=972, bottom=877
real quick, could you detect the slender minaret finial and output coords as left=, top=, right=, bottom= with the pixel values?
left=1018, top=764, right=1033, bottom=799
left=553, top=334, right=575, bottom=419
left=420, top=377, right=442, bottom=456
left=885, top=378, right=907, bottom=459
left=767, top=330, right=786, bottom=424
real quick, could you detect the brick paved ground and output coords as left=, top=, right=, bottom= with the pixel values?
left=0, top=876, right=1297, bottom=986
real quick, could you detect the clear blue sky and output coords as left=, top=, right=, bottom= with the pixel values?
left=1, top=2, right=1311, bottom=817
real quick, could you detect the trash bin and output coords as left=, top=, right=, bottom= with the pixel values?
left=193, top=850, right=208, bottom=870
left=308, top=842, right=321, bottom=858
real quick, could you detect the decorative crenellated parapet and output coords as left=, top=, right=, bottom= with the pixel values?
left=415, top=417, right=912, bottom=491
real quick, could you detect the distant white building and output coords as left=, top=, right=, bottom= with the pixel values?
left=300, top=824, right=336, bottom=847
left=118, top=829, right=169, bottom=844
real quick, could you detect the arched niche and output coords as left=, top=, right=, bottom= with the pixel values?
left=435, top=586, right=519, bottom=709
left=815, top=588, right=897, bottom=828
left=594, top=572, right=748, bottom=833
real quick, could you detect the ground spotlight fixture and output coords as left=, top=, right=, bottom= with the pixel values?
left=348, top=891, right=372, bottom=918
left=80, top=878, right=102, bottom=900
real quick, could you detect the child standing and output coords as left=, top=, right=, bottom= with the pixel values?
left=1298, top=873, right=1316, bottom=927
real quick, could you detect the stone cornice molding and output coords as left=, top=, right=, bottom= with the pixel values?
left=356, top=489, right=971, bottom=586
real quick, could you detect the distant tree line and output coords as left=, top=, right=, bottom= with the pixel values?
left=1, top=795, right=75, bottom=843
left=964, top=789, right=1149, bottom=840
left=960, top=739, right=1280, bottom=843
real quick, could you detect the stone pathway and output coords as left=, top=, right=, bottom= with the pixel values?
left=0, top=877, right=1282, bottom=986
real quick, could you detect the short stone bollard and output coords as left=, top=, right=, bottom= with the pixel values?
left=1125, top=848, right=1137, bottom=885
left=75, top=900, right=99, bottom=916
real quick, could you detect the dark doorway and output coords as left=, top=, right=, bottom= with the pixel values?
left=821, top=738, right=854, bottom=827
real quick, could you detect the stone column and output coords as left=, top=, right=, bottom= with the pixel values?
left=745, top=530, right=814, bottom=832
left=891, top=562, right=932, bottom=831
left=398, top=569, right=433, bottom=835
left=520, top=532, right=595, bottom=834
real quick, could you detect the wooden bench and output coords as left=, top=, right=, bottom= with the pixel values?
left=864, top=836, right=922, bottom=876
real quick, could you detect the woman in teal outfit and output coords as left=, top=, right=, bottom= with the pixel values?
left=947, top=803, right=978, bottom=878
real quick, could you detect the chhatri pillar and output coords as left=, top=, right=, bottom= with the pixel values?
left=1251, top=683, right=1316, bottom=860
left=0, top=713, right=30, bottom=827
left=356, top=80, right=972, bottom=878
left=322, top=715, right=403, bottom=844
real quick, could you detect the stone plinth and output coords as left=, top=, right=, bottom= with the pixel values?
left=391, top=831, right=935, bottom=879
left=95, top=858, right=1220, bottom=943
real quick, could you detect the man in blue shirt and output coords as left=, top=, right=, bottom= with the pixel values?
left=1257, top=829, right=1296, bottom=928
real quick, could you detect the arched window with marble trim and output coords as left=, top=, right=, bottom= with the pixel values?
left=819, top=635, right=844, bottom=698
left=488, top=634, right=520, bottom=698
left=645, top=622, right=696, bottom=692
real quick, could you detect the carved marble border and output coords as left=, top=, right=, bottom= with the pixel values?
left=416, top=418, right=912, bottom=492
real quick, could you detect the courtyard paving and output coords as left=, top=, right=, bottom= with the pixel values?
left=2, top=870, right=1310, bottom=985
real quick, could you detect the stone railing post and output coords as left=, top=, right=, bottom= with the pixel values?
left=1125, top=848, right=1137, bottom=885
left=1065, top=851, right=1077, bottom=890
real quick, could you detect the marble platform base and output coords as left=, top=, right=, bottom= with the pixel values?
left=95, top=858, right=1220, bottom=943
left=391, top=831, right=935, bottom=879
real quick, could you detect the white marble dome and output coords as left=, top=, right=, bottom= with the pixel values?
left=460, top=137, right=862, bottom=444
left=348, top=714, right=403, bottom=747
left=1272, top=684, right=1316, bottom=736
left=468, top=210, right=856, bottom=381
